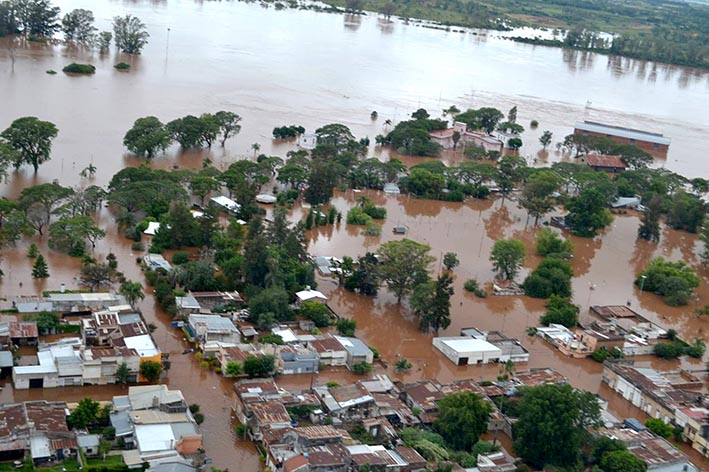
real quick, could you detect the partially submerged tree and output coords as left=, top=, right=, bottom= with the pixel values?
left=1, top=116, right=58, bottom=172
left=123, top=116, right=171, bottom=158
left=489, top=239, right=526, bottom=280
left=378, top=239, right=434, bottom=303
left=61, top=8, right=96, bottom=42
left=113, top=14, right=149, bottom=54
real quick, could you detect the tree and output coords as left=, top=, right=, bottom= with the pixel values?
left=451, top=130, right=461, bottom=150
left=666, top=191, right=706, bottom=233
left=494, top=155, right=527, bottom=203
left=123, top=116, right=171, bottom=158
left=523, top=257, right=573, bottom=298
left=519, top=170, right=562, bottom=225
left=49, top=216, right=106, bottom=254
left=244, top=354, right=275, bottom=377
left=115, top=362, right=131, bottom=385
left=248, top=287, right=291, bottom=323
left=97, top=31, right=112, bottom=51
left=701, top=218, right=709, bottom=264
left=214, top=111, right=242, bottom=146
left=18, top=183, right=73, bottom=235
left=352, top=361, right=373, bottom=375
left=140, top=360, right=162, bottom=382
left=535, top=227, right=573, bottom=257
left=79, top=263, right=115, bottom=291
left=62, top=8, right=95, bottom=42
left=539, top=130, right=553, bottom=148
left=565, top=188, right=614, bottom=237
left=13, top=0, right=60, bottom=37
left=167, top=115, right=207, bottom=149
left=645, top=418, right=673, bottom=438
left=33, top=311, right=58, bottom=334
left=394, top=358, right=412, bottom=371
left=299, top=301, right=331, bottom=327
left=32, top=254, right=49, bottom=278
left=0, top=142, right=19, bottom=180
left=434, top=392, right=492, bottom=451
left=69, top=398, right=100, bottom=429
left=411, top=273, right=454, bottom=334
left=456, top=107, right=504, bottom=134
left=514, top=384, right=601, bottom=469
left=113, top=14, right=149, bottom=54
left=600, top=450, right=647, bottom=472
left=635, top=257, right=700, bottom=306
left=378, top=239, right=434, bottom=303
left=190, top=174, right=221, bottom=206
left=637, top=195, right=662, bottom=242
left=442, top=252, right=459, bottom=271
left=120, top=280, right=145, bottom=308
left=540, top=295, right=579, bottom=328
left=1, top=116, right=58, bottom=172
left=490, top=239, right=526, bottom=280
left=225, top=361, right=242, bottom=377
left=507, top=137, right=523, bottom=150
left=507, top=106, right=517, bottom=124
left=336, top=318, right=356, bottom=337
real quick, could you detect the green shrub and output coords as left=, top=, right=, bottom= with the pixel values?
left=46, top=69, right=57, bottom=75
left=172, top=251, right=190, bottom=265
left=131, top=241, right=145, bottom=251
left=114, top=62, right=131, bottom=70
left=63, top=63, right=96, bottom=74
left=352, top=361, right=373, bottom=375
left=530, top=120, right=539, bottom=127
left=463, top=279, right=479, bottom=292
left=347, top=207, right=372, bottom=225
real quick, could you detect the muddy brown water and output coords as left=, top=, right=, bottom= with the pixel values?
left=0, top=0, right=708, bottom=468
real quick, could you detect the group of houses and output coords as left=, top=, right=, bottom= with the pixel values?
left=7, top=293, right=162, bottom=389
left=603, top=359, right=709, bottom=461
left=0, top=385, right=201, bottom=471
left=110, top=385, right=202, bottom=469
left=536, top=305, right=672, bottom=359
left=232, top=367, right=696, bottom=472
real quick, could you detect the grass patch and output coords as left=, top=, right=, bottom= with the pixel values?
left=62, top=63, right=96, bottom=74
left=56, top=324, right=81, bottom=334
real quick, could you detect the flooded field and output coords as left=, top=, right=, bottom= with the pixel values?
left=0, top=0, right=708, bottom=469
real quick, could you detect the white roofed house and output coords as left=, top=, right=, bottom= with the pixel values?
left=334, top=336, right=374, bottom=369
left=432, top=337, right=503, bottom=366
left=294, top=288, right=327, bottom=306
left=187, top=314, right=240, bottom=352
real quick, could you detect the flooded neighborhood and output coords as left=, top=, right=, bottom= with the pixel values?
left=0, top=0, right=708, bottom=471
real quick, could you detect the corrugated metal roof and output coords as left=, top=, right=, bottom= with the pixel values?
left=575, top=121, right=671, bottom=145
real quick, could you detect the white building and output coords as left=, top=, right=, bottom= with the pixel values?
left=432, top=337, right=503, bottom=366
left=295, top=288, right=327, bottom=305
left=210, top=196, right=241, bottom=214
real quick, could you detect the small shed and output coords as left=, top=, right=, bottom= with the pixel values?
left=0, top=351, right=13, bottom=378
left=295, top=288, right=327, bottom=305
left=77, top=434, right=100, bottom=458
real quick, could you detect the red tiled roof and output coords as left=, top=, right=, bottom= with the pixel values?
left=310, top=337, right=346, bottom=353
left=585, top=154, right=626, bottom=169
left=283, top=455, right=308, bottom=472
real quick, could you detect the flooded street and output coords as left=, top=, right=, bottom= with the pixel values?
left=0, top=0, right=708, bottom=468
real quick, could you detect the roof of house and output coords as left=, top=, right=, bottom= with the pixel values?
left=404, top=381, right=442, bottom=410
left=8, top=322, right=38, bottom=338
left=334, top=336, right=371, bottom=357
left=135, top=423, right=176, bottom=453
left=123, top=334, right=159, bottom=358
left=283, top=455, right=308, bottom=472
left=249, top=402, right=291, bottom=426
left=434, top=337, right=503, bottom=355
left=211, top=195, right=241, bottom=211
left=0, top=351, right=13, bottom=368
left=128, top=385, right=185, bottom=410
left=585, top=154, right=627, bottom=169
left=514, top=368, right=567, bottom=387
left=77, top=434, right=100, bottom=448
left=396, top=445, right=426, bottom=465
left=295, top=289, right=327, bottom=302
left=309, top=336, right=346, bottom=353
left=25, top=401, right=69, bottom=432
left=189, top=314, right=238, bottom=333
left=575, top=121, right=671, bottom=145
left=120, top=321, right=149, bottom=338
left=628, top=437, right=691, bottom=467
left=0, top=404, right=28, bottom=437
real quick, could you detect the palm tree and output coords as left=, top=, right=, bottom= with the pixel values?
left=251, top=142, right=261, bottom=157
left=383, top=119, right=392, bottom=130
left=80, top=163, right=97, bottom=178
left=120, top=280, right=145, bottom=309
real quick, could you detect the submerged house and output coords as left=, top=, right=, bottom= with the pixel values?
left=574, top=121, right=671, bottom=155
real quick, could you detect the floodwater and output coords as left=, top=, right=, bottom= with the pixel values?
left=0, top=0, right=707, bottom=187
left=0, top=0, right=708, bottom=468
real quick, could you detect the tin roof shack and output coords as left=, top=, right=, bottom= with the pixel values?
left=513, top=368, right=568, bottom=387
left=308, top=336, right=348, bottom=367
left=574, top=121, right=671, bottom=156
left=583, top=154, right=627, bottom=173
left=143, top=254, right=173, bottom=273
left=347, top=444, right=426, bottom=472
left=476, top=449, right=517, bottom=472
left=76, top=434, right=100, bottom=458
left=602, top=361, right=702, bottom=424
left=25, top=401, right=77, bottom=465
left=596, top=426, right=697, bottom=472
left=249, top=402, right=292, bottom=441
left=187, top=314, right=240, bottom=351
left=1, top=322, right=38, bottom=347
left=190, top=291, right=243, bottom=310
left=400, top=380, right=443, bottom=424
left=0, top=404, right=32, bottom=461
left=334, top=336, right=374, bottom=370
left=263, top=425, right=353, bottom=472
left=232, top=378, right=282, bottom=424
left=314, top=383, right=375, bottom=421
